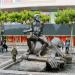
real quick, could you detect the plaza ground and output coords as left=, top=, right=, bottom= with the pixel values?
left=0, top=44, right=75, bottom=75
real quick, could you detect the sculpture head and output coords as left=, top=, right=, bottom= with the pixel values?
left=34, top=14, right=40, bottom=22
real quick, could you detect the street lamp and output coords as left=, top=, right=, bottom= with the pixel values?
left=69, top=21, right=75, bottom=52
left=1, top=27, right=4, bottom=41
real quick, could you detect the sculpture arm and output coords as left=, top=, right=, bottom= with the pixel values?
left=23, top=28, right=32, bottom=34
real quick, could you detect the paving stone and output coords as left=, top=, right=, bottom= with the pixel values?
left=0, top=45, right=75, bottom=74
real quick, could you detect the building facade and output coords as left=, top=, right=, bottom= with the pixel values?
left=0, top=0, right=75, bottom=46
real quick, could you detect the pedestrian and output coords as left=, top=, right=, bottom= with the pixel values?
left=2, top=41, right=8, bottom=52
left=11, top=45, right=18, bottom=62
left=65, top=38, right=70, bottom=54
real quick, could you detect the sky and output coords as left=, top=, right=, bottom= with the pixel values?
left=0, top=0, right=75, bottom=8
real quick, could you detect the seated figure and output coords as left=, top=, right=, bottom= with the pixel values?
left=23, top=14, right=48, bottom=56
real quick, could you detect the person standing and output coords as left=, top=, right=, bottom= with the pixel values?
left=65, top=38, right=70, bottom=54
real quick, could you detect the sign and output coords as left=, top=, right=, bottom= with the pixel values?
left=1, top=0, right=13, bottom=5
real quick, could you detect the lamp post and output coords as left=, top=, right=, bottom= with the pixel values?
left=1, top=25, right=4, bottom=42
left=69, top=22, right=75, bottom=52
left=1, top=30, right=4, bottom=41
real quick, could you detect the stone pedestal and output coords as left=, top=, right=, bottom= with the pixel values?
left=20, top=60, right=46, bottom=72
left=64, top=54, right=72, bottom=64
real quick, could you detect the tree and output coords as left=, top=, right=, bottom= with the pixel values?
left=21, top=10, right=34, bottom=25
left=7, top=10, right=51, bottom=25
left=40, top=14, right=50, bottom=23
left=0, top=10, right=51, bottom=30
left=0, top=11, right=8, bottom=40
left=8, top=11, right=22, bottom=23
left=55, top=9, right=75, bottom=50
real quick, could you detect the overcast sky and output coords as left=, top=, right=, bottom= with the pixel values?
left=0, top=0, right=75, bottom=8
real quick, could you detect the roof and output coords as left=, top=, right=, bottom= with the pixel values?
left=3, top=23, right=75, bottom=36
left=43, top=24, right=71, bottom=35
left=3, top=23, right=30, bottom=35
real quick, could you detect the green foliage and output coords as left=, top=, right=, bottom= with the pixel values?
left=8, top=12, right=21, bottom=23
left=55, top=9, right=75, bottom=24
left=0, top=11, right=9, bottom=25
left=21, top=10, right=34, bottom=24
left=0, top=11, right=5, bottom=25
left=40, top=14, right=50, bottom=23
left=0, top=10, right=51, bottom=25
left=55, top=15, right=70, bottom=24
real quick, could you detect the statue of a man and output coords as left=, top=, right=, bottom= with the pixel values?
left=26, top=14, right=48, bottom=56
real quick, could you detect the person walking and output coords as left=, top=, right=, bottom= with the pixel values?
left=11, top=45, right=18, bottom=62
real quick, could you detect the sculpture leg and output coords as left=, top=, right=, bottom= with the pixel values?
left=40, top=43, right=48, bottom=56
left=37, top=38, right=48, bottom=56
left=27, top=37, right=37, bottom=54
left=66, top=47, right=69, bottom=54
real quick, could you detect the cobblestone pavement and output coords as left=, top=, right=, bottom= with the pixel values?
left=0, top=51, right=24, bottom=64
left=0, top=45, right=27, bottom=65
left=0, top=45, right=75, bottom=75
left=0, top=47, right=27, bottom=75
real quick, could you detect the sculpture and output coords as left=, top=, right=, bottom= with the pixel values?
left=22, top=16, right=72, bottom=70
left=23, top=14, right=65, bottom=57
left=23, top=14, right=48, bottom=56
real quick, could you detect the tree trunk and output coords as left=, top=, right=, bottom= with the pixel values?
left=70, top=25, right=73, bottom=51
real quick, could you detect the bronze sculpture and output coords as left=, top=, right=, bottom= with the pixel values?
left=26, top=14, right=48, bottom=56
